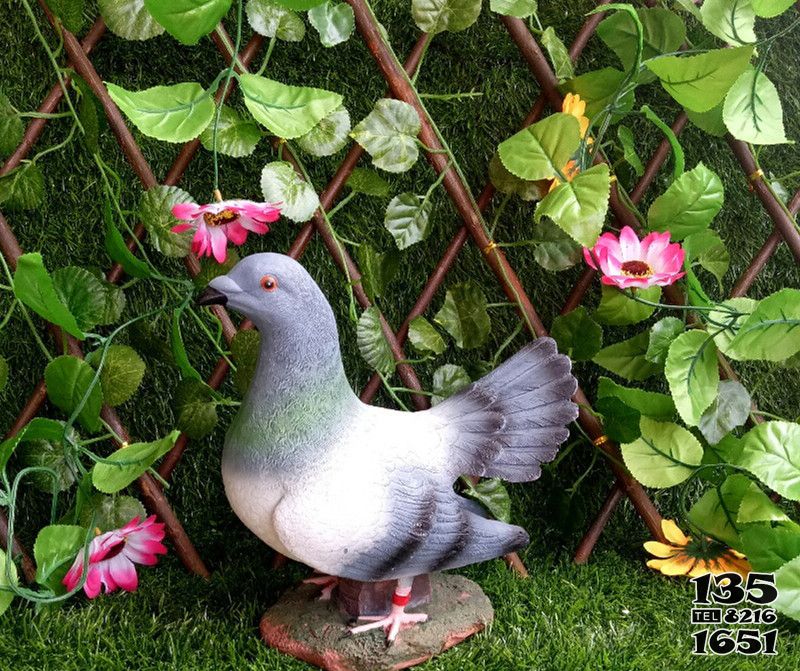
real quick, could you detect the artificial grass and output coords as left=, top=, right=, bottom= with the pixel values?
left=1, top=0, right=800, bottom=669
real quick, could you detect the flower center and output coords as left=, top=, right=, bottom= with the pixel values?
left=104, top=538, right=127, bottom=560
left=684, top=538, right=729, bottom=560
left=203, top=209, right=238, bottom=227
left=620, top=260, right=652, bottom=277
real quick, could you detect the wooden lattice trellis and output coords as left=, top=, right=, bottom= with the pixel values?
left=1, top=0, right=799, bottom=586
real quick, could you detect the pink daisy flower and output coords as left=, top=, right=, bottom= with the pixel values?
left=171, top=199, right=281, bottom=263
left=583, top=226, right=685, bottom=290
left=62, top=515, right=167, bottom=599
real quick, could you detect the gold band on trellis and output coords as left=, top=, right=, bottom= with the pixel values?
left=592, top=435, right=611, bottom=447
left=749, top=168, right=765, bottom=182
left=483, top=241, right=498, bottom=255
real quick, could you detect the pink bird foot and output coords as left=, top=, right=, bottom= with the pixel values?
left=302, top=573, right=338, bottom=600
left=349, top=578, right=428, bottom=644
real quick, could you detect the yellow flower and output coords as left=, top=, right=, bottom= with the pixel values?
left=548, top=159, right=580, bottom=193
left=644, top=519, right=752, bottom=578
left=562, top=92, right=590, bottom=140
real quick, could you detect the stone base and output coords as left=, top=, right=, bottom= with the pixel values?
left=260, top=573, right=493, bottom=671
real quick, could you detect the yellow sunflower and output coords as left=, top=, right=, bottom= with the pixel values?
left=562, top=92, right=590, bottom=140
left=644, top=519, right=751, bottom=578
left=548, top=159, right=580, bottom=192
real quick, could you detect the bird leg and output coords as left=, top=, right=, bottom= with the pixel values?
left=302, top=573, right=339, bottom=600
left=349, top=577, right=428, bottom=644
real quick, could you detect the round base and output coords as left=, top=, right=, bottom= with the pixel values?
left=259, top=573, right=494, bottom=671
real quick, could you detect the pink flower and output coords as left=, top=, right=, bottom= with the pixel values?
left=583, top=226, right=685, bottom=290
left=62, top=516, right=167, bottom=598
left=171, top=199, right=281, bottom=263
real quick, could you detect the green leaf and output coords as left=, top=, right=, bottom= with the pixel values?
left=308, top=1, right=354, bottom=46
left=104, top=207, right=153, bottom=279
left=0, top=163, right=44, bottom=211
left=194, top=249, right=241, bottom=289
left=246, top=0, right=305, bottom=41
left=12, top=253, right=84, bottom=339
left=231, top=329, right=260, bottom=395
left=752, top=0, right=794, bottom=17
left=106, top=81, right=215, bottom=143
left=175, top=378, right=218, bottom=439
left=488, top=153, right=547, bottom=202
left=559, top=68, right=635, bottom=121
left=687, top=104, right=728, bottom=137
left=595, top=285, right=660, bottom=326
left=665, top=329, right=719, bottom=426
left=355, top=244, right=398, bottom=303
left=0, top=549, right=18, bottom=616
left=741, top=524, right=800, bottom=572
left=384, top=192, right=433, bottom=250
left=99, top=0, right=165, bottom=40
left=647, top=163, right=724, bottom=240
left=171, top=304, right=201, bottom=381
left=463, top=478, right=511, bottom=523
left=52, top=266, right=126, bottom=331
left=408, top=316, right=446, bottom=356
left=489, top=0, right=536, bottom=18
left=541, top=27, right=574, bottom=82
left=260, top=161, right=319, bottom=222
left=646, top=316, right=685, bottom=365
left=597, top=376, right=675, bottom=420
left=726, top=288, right=800, bottom=361
left=44, top=355, right=104, bottom=433
left=0, top=93, right=24, bottom=158
left=18, top=429, right=79, bottom=493
left=346, top=167, right=390, bottom=197
left=683, top=229, right=729, bottom=289
left=434, top=282, right=491, bottom=350
left=87, top=345, right=146, bottom=407
left=411, top=0, right=481, bottom=34
left=597, top=7, right=686, bottom=75
left=48, top=0, right=85, bottom=33
left=645, top=46, right=753, bottom=113
left=200, top=105, right=262, bottom=157
left=723, top=68, right=787, bottom=145
left=34, top=525, right=85, bottom=594
left=92, top=431, right=180, bottom=494
left=79, top=495, right=147, bottom=532
left=139, top=185, right=194, bottom=257
left=737, top=481, right=789, bottom=524
left=350, top=99, right=421, bottom=173
left=531, top=220, right=581, bottom=271
left=357, top=307, right=395, bottom=375
left=596, top=396, right=641, bottom=444
left=295, top=105, right=350, bottom=157
left=708, top=297, right=757, bottom=356
left=687, top=474, right=751, bottom=548
left=698, top=380, right=750, bottom=445
left=0, top=355, right=7, bottom=393
left=239, top=73, right=342, bottom=140
left=143, top=0, right=232, bottom=44
left=535, top=163, right=611, bottom=247
left=551, top=307, right=602, bottom=361
left=0, top=418, right=67, bottom=472
left=732, top=422, right=800, bottom=501
left=617, top=125, right=643, bottom=176
left=768, top=545, right=800, bottom=622
left=700, top=0, right=756, bottom=45
left=621, top=416, right=703, bottom=488
left=497, top=113, right=580, bottom=181
left=593, top=332, right=661, bottom=382
left=432, top=364, right=471, bottom=405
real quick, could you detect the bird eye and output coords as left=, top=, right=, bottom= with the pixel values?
left=260, top=274, right=278, bottom=292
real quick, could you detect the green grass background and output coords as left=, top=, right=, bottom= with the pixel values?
left=1, top=0, right=800, bottom=669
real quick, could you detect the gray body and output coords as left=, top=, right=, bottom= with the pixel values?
left=208, top=253, right=578, bottom=581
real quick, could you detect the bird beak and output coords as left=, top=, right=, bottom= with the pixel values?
left=196, top=287, right=228, bottom=307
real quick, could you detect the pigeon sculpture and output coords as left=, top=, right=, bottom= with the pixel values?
left=198, top=253, right=578, bottom=642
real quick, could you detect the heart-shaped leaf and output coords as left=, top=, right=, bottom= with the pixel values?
left=550, top=307, right=602, bottom=361
left=687, top=474, right=751, bottom=548
left=296, top=105, right=351, bottom=157
left=462, top=477, right=511, bottom=522
left=597, top=376, right=675, bottom=420
left=350, top=99, right=421, bottom=173
left=384, top=192, right=433, bottom=250
left=489, top=0, right=536, bottom=17
left=700, top=0, right=756, bottom=45
left=0, top=418, right=67, bottom=472
left=432, top=364, right=471, bottom=405
left=665, top=329, right=719, bottom=426
left=260, top=161, right=319, bottom=222
left=0, top=163, right=44, bottom=211
left=175, top=378, right=218, bottom=439
left=752, top=0, right=794, bottom=17
left=139, top=185, right=194, bottom=257
left=595, top=285, right=660, bottom=326
left=239, top=74, right=342, bottom=139
left=346, top=167, right=390, bottom=197
left=435, top=282, right=491, bottom=350
left=559, top=68, right=635, bottom=120
left=0, top=93, right=23, bottom=158
left=488, top=153, right=548, bottom=202
left=647, top=163, right=723, bottom=240
left=143, top=0, right=232, bottom=44
left=408, top=316, right=446, bottom=356
left=355, top=244, right=399, bottom=302
left=593, top=332, right=661, bottom=382
left=498, top=113, right=580, bottom=181
left=741, top=524, right=800, bottom=573
left=530, top=220, right=582, bottom=271
left=99, top=0, right=165, bottom=40
left=723, top=68, right=787, bottom=145
left=731, top=422, right=800, bottom=500
left=412, top=0, right=481, bottom=34
left=698, top=380, right=751, bottom=445
left=106, top=82, right=215, bottom=142
left=246, top=0, right=305, bottom=41
left=308, top=1, right=354, bottom=46
left=726, top=288, right=800, bottom=361
left=708, top=297, right=757, bottom=356
left=357, top=307, right=395, bottom=375
left=645, top=316, right=685, bottom=365
left=87, top=344, right=146, bottom=407
left=200, top=105, right=262, bottom=157
left=92, top=430, right=181, bottom=493
left=598, top=7, right=686, bottom=74
left=79, top=495, right=147, bottom=532
left=541, top=27, right=574, bottom=82
left=44, top=355, right=104, bottom=433
left=53, top=267, right=126, bottom=331
left=34, top=524, right=86, bottom=594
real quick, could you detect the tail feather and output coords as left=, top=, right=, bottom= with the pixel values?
left=431, top=338, right=578, bottom=483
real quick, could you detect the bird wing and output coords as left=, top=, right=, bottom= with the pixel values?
left=428, top=338, right=578, bottom=483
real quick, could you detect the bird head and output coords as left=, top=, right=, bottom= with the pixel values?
left=196, top=253, right=333, bottom=334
